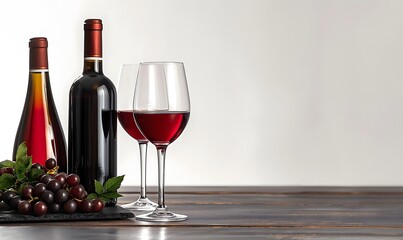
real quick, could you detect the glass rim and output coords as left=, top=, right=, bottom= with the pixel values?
left=140, top=61, right=184, bottom=65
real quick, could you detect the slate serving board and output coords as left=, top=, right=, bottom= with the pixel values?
left=0, top=202, right=134, bottom=223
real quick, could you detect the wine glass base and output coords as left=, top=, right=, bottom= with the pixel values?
left=135, top=208, right=188, bottom=222
left=121, top=197, right=158, bottom=211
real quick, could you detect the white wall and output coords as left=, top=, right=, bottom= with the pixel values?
left=0, top=0, right=403, bottom=186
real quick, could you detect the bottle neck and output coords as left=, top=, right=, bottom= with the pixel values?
left=83, top=27, right=103, bottom=74
left=29, top=38, right=49, bottom=94
left=83, top=57, right=103, bottom=74
left=29, top=47, right=48, bottom=70
left=29, top=71, right=49, bottom=90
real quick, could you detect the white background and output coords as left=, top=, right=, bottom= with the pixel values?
left=0, top=0, right=402, bottom=186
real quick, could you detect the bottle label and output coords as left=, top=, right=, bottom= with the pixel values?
left=29, top=69, right=49, bottom=73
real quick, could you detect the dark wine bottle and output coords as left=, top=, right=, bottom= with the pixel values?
left=68, top=19, right=117, bottom=203
left=13, top=37, right=67, bottom=172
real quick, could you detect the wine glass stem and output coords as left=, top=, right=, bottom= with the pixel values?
left=156, top=146, right=167, bottom=209
left=138, top=141, right=148, bottom=199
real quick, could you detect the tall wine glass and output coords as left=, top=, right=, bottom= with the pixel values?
left=117, top=64, right=157, bottom=211
left=134, top=62, right=190, bottom=222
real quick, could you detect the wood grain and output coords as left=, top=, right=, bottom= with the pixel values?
left=2, top=187, right=403, bottom=239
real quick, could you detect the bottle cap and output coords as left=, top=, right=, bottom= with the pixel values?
left=29, top=37, right=48, bottom=48
left=29, top=37, right=48, bottom=70
left=84, top=19, right=103, bottom=58
left=84, top=19, right=103, bottom=30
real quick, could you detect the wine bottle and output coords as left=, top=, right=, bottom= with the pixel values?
left=68, top=19, right=117, bottom=202
left=13, top=37, right=67, bottom=172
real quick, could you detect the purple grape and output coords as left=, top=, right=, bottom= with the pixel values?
left=2, top=190, right=16, bottom=204
left=70, top=185, right=85, bottom=199
left=10, top=196, right=22, bottom=209
left=54, top=189, right=68, bottom=204
left=54, top=173, right=67, bottom=187
left=47, top=179, right=62, bottom=192
left=79, top=199, right=93, bottom=212
left=18, top=201, right=32, bottom=215
left=32, top=163, right=43, bottom=170
left=63, top=199, right=77, bottom=214
left=40, top=190, right=54, bottom=204
left=34, top=183, right=47, bottom=196
left=66, top=174, right=80, bottom=187
left=49, top=203, right=60, bottom=213
left=45, top=158, right=57, bottom=169
left=40, top=174, right=53, bottom=184
left=22, top=185, right=35, bottom=199
left=92, top=199, right=104, bottom=212
left=34, top=201, right=47, bottom=216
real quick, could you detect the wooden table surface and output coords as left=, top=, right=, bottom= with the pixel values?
left=2, top=186, right=403, bottom=239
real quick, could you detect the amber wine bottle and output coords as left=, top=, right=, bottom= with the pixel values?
left=68, top=19, right=117, bottom=202
left=13, top=37, right=67, bottom=172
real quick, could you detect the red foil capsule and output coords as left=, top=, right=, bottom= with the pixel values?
left=29, top=37, right=48, bottom=70
left=84, top=19, right=103, bottom=58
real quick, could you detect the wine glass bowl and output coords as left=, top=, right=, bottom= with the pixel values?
left=117, top=110, right=147, bottom=143
left=117, top=64, right=157, bottom=211
left=133, top=62, right=190, bottom=222
left=133, top=112, right=190, bottom=146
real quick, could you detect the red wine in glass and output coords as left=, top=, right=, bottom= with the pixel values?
left=133, top=62, right=190, bottom=222
left=118, top=64, right=157, bottom=211
left=117, top=110, right=147, bottom=142
left=134, top=112, right=190, bottom=146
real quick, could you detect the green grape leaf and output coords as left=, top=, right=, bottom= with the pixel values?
left=15, top=167, right=27, bottom=181
left=15, top=142, right=28, bottom=161
left=0, top=160, right=15, bottom=168
left=27, top=168, right=45, bottom=181
left=99, top=192, right=123, bottom=199
left=87, top=193, right=98, bottom=200
left=0, top=173, right=16, bottom=190
left=99, top=196, right=109, bottom=202
left=95, top=180, right=104, bottom=194
left=86, top=175, right=125, bottom=202
left=17, top=156, right=32, bottom=170
left=15, top=156, right=32, bottom=180
left=104, top=175, right=125, bottom=192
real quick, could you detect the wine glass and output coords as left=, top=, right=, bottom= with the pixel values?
left=133, top=62, right=190, bottom=222
left=117, top=64, right=157, bottom=211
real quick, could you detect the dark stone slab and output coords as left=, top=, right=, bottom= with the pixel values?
left=0, top=202, right=134, bottom=223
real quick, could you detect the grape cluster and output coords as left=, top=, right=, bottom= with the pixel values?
left=0, top=159, right=104, bottom=216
